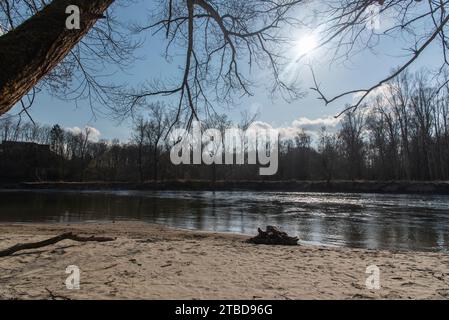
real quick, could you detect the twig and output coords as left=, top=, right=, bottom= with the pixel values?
left=0, top=232, right=115, bottom=257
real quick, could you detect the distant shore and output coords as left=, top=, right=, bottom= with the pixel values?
left=2, top=180, right=449, bottom=195
left=0, top=222, right=448, bottom=299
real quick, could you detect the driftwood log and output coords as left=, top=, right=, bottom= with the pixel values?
left=246, top=226, right=299, bottom=245
left=0, top=232, right=115, bottom=257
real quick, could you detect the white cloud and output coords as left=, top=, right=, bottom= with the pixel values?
left=285, top=116, right=341, bottom=141
left=352, top=83, right=397, bottom=105
left=65, top=126, right=82, bottom=136
left=292, top=116, right=341, bottom=132
left=248, top=121, right=273, bottom=131
left=87, top=127, right=101, bottom=142
left=66, top=126, right=101, bottom=142
left=247, top=116, right=341, bottom=142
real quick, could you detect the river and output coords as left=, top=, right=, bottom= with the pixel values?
left=0, top=190, right=448, bottom=252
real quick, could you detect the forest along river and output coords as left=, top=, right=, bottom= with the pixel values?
left=0, top=189, right=448, bottom=252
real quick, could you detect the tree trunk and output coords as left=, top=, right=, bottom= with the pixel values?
left=138, top=144, right=144, bottom=182
left=153, top=148, right=158, bottom=181
left=0, top=0, right=114, bottom=115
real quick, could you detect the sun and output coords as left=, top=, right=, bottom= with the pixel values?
left=294, top=34, right=318, bottom=57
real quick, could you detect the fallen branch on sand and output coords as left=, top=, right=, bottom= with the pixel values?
left=246, top=226, right=299, bottom=245
left=0, top=232, right=115, bottom=257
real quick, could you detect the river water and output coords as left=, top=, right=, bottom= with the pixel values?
left=0, top=190, right=448, bottom=252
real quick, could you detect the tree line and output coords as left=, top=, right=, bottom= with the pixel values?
left=1, top=71, right=449, bottom=182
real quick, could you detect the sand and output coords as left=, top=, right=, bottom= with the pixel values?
left=0, top=222, right=448, bottom=300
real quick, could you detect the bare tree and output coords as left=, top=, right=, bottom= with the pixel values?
left=317, top=126, right=339, bottom=182
left=132, top=116, right=146, bottom=182
left=145, top=102, right=173, bottom=181
left=0, top=0, right=119, bottom=115
left=3, top=0, right=448, bottom=125
left=339, top=109, right=365, bottom=179
left=309, top=0, right=449, bottom=116
left=0, top=0, right=305, bottom=123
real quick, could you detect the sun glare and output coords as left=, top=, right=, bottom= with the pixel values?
left=294, top=34, right=318, bottom=57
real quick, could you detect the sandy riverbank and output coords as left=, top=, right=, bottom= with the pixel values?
left=0, top=222, right=448, bottom=299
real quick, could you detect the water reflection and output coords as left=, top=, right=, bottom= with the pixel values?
left=0, top=190, right=448, bottom=252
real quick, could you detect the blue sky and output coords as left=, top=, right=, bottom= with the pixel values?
left=5, top=1, right=442, bottom=142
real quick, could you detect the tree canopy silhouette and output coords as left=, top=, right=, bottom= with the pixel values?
left=1, top=0, right=449, bottom=121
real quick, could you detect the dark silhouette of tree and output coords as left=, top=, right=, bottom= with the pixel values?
left=0, top=0, right=304, bottom=122
left=2, top=1, right=449, bottom=120
left=0, top=0, right=115, bottom=115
